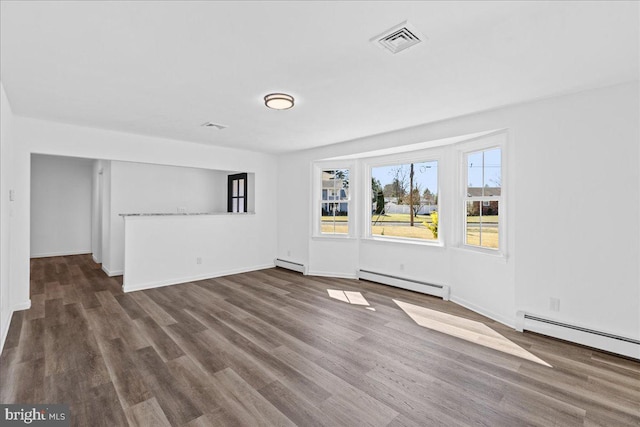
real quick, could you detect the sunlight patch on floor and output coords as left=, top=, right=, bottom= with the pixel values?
left=393, top=299, right=551, bottom=367
left=328, top=289, right=370, bottom=306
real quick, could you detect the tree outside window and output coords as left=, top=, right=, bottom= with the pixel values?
left=371, top=161, right=438, bottom=241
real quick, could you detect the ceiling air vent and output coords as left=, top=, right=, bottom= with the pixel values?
left=201, top=121, right=227, bottom=130
left=371, top=21, right=424, bottom=54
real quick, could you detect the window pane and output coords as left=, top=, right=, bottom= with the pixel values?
left=238, top=179, right=245, bottom=196
left=232, top=198, right=238, bottom=212
left=322, top=169, right=349, bottom=201
left=480, top=201, right=499, bottom=249
left=466, top=201, right=481, bottom=246
left=467, top=148, right=501, bottom=197
left=466, top=200, right=499, bottom=249
left=338, top=169, right=349, bottom=200
left=370, top=161, right=438, bottom=240
left=232, top=180, right=238, bottom=197
left=483, top=148, right=501, bottom=196
left=321, top=203, right=349, bottom=234
left=238, top=198, right=245, bottom=212
left=467, top=151, right=483, bottom=196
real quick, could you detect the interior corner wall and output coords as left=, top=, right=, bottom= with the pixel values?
left=277, top=81, right=640, bottom=345
left=100, top=160, right=112, bottom=272
left=0, top=82, right=15, bottom=352
left=30, top=154, right=93, bottom=258
left=91, top=160, right=102, bottom=263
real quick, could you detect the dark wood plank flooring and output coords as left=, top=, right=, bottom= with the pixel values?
left=1, top=255, right=639, bottom=426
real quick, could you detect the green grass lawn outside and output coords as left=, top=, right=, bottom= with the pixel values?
left=321, top=213, right=498, bottom=223
left=321, top=216, right=349, bottom=222
left=322, top=213, right=439, bottom=223
left=321, top=223, right=437, bottom=240
left=321, top=213, right=499, bottom=247
left=466, top=215, right=499, bottom=223
left=370, top=213, right=435, bottom=223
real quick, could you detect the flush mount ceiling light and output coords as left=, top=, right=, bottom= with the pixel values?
left=264, top=93, right=294, bottom=110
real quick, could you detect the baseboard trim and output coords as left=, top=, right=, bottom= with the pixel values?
left=274, top=258, right=307, bottom=275
left=92, top=254, right=100, bottom=264
left=358, top=269, right=450, bottom=301
left=30, top=251, right=91, bottom=259
left=102, top=265, right=123, bottom=277
left=450, top=295, right=515, bottom=329
left=12, top=300, right=31, bottom=311
left=0, top=309, right=14, bottom=356
left=516, top=311, right=640, bottom=360
left=0, top=300, right=32, bottom=356
left=123, top=263, right=275, bottom=293
left=306, top=270, right=358, bottom=279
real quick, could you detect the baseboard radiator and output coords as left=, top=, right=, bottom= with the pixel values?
left=358, top=269, right=450, bottom=301
left=274, top=259, right=307, bottom=275
left=516, top=312, right=640, bottom=360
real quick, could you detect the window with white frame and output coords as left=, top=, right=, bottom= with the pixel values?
left=464, top=147, right=502, bottom=249
left=320, top=169, right=350, bottom=235
left=370, top=160, right=439, bottom=241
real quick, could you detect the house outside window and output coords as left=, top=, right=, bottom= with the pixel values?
left=320, top=169, right=350, bottom=235
left=464, top=147, right=502, bottom=250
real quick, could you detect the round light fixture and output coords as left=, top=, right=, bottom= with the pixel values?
left=264, top=93, right=294, bottom=110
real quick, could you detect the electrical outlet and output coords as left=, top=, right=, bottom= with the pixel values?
left=550, top=297, right=560, bottom=312
left=399, top=263, right=405, bottom=271
left=196, top=257, right=202, bottom=265
left=287, top=250, right=291, bottom=257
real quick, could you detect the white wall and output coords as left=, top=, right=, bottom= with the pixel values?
left=30, top=154, right=92, bottom=257
left=8, top=116, right=278, bottom=314
left=0, top=82, right=15, bottom=352
left=277, top=82, right=640, bottom=349
left=104, top=161, right=228, bottom=275
left=123, top=214, right=273, bottom=291
left=513, top=82, right=639, bottom=353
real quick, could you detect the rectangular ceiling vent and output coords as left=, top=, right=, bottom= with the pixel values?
left=371, top=21, right=424, bottom=54
left=201, top=121, right=227, bottom=130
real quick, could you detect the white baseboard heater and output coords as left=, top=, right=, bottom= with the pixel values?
left=274, top=258, right=307, bottom=275
left=358, top=269, right=450, bottom=301
left=516, top=312, right=640, bottom=360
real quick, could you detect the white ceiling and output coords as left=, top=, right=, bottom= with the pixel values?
left=1, top=1, right=638, bottom=153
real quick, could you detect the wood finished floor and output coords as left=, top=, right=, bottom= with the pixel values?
left=1, top=255, right=639, bottom=426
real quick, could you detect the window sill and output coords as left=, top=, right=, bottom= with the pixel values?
left=451, top=245, right=508, bottom=261
left=311, top=234, right=357, bottom=241
left=361, top=236, right=444, bottom=248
